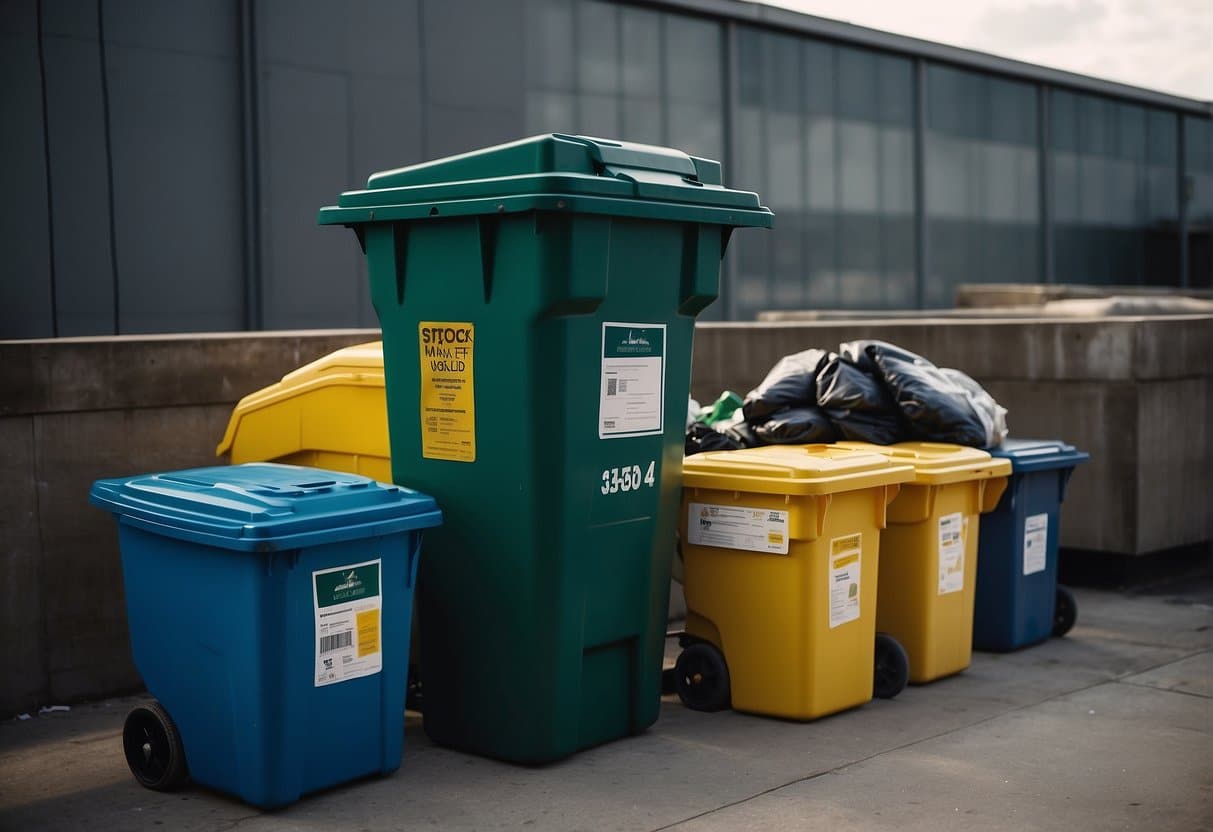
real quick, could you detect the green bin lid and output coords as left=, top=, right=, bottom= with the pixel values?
left=318, top=134, right=773, bottom=228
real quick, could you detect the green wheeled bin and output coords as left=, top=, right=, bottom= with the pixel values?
left=318, top=134, right=771, bottom=763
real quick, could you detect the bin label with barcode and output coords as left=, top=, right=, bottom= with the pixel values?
left=937, top=512, right=965, bottom=595
left=829, top=533, right=862, bottom=629
left=419, top=321, right=475, bottom=462
left=1023, top=513, right=1048, bottom=576
left=687, top=502, right=789, bottom=554
left=599, top=322, right=665, bottom=439
left=313, top=559, right=382, bottom=687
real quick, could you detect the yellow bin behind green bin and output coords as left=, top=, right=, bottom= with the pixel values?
left=836, top=441, right=1011, bottom=684
left=678, top=444, right=915, bottom=719
left=216, top=342, right=390, bottom=480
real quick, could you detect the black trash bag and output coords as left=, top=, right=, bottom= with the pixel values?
left=741, top=349, right=832, bottom=423
left=753, top=406, right=838, bottom=445
left=869, top=349, right=989, bottom=447
left=717, top=411, right=764, bottom=448
left=815, top=354, right=905, bottom=445
left=839, top=339, right=925, bottom=377
left=684, top=421, right=745, bottom=456
left=937, top=368, right=1008, bottom=448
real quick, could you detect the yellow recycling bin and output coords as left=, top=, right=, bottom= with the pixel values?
left=677, top=445, right=915, bottom=719
left=836, top=441, right=1011, bottom=684
left=216, top=342, right=390, bottom=480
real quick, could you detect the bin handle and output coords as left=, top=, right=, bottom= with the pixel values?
left=554, top=134, right=699, bottom=178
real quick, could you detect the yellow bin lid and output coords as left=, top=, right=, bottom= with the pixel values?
left=279, top=341, right=385, bottom=384
left=216, top=341, right=386, bottom=457
left=833, top=441, right=1012, bottom=485
left=682, top=444, right=915, bottom=496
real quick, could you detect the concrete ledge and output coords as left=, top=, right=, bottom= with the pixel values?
left=0, top=329, right=379, bottom=416
left=692, top=317, right=1213, bottom=386
left=955, top=283, right=1213, bottom=307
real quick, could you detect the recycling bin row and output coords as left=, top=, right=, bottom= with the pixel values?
left=89, top=134, right=1088, bottom=812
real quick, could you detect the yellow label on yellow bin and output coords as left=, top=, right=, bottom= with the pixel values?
left=829, top=534, right=862, bottom=629
left=356, top=608, right=380, bottom=658
left=418, top=321, right=476, bottom=462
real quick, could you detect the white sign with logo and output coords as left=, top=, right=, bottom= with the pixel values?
left=313, top=559, right=383, bottom=687
left=599, top=322, right=666, bottom=439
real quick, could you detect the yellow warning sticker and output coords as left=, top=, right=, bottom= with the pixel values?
left=356, top=608, right=380, bottom=658
left=418, top=321, right=476, bottom=462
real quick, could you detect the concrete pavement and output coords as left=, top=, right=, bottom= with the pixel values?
left=1, top=583, right=1210, bottom=831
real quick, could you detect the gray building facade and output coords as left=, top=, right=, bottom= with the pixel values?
left=2, top=0, right=1211, bottom=337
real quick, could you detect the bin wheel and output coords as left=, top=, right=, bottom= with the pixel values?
left=873, top=633, right=909, bottom=700
left=1053, top=586, right=1078, bottom=638
left=674, top=642, right=731, bottom=712
left=122, top=701, right=188, bottom=791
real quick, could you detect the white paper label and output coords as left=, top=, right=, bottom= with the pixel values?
left=1023, top=513, right=1049, bottom=576
left=687, top=502, right=789, bottom=554
left=313, top=559, right=383, bottom=687
left=937, top=512, right=965, bottom=595
left=599, top=322, right=666, bottom=439
left=829, top=533, right=862, bottom=629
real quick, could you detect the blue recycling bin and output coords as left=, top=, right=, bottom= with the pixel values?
left=973, top=440, right=1089, bottom=651
left=90, top=463, right=442, bottom=809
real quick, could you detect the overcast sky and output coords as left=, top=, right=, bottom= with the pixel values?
left=753, top=0, right=1213, bottom=101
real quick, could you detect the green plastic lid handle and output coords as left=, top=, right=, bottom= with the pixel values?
left=555, top=134, right=698, bottom=179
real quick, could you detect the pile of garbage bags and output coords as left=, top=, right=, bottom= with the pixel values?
left=687, top=340, right=1008, bottom=455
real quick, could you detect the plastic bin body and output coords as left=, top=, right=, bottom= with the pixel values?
left=974, top=440, right=1089, bottom=650
left=680, top=445, right=913, bottom=719
left=90, top=463, right=441, bottom=808
left=217, top=342, right=391, bottom=482
left=836, top=442, right=1010, bottom=683
left=319, top=135, right=769, bottom=763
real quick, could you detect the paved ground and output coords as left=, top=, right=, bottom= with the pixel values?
left=1, top=583, right=1210, bottom=832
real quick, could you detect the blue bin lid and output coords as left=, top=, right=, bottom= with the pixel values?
left=988, top=439, right=1090, bottom=473
left=90, top=463, right=442, bottom=553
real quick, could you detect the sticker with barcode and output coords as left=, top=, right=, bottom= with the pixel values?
left=313, top=559, right=382, bottom=687
left=599, top=322, right=666, bottom=439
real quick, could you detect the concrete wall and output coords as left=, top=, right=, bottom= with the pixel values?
left=3, top=317, right=1210, bottom=714
left=692, top=315, right=1213, bottom=558
left=0, top=330, right=378, bottom=716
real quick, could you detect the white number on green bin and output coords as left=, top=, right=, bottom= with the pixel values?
left=600, top=461, right=657, bottom=495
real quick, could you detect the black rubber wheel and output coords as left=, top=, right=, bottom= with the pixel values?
left=873, top=633, right=909, bottom=699
left=123, top=701, right=188, bottom=791
left=674, top=642, right=731, bottom=712
left=1053, top=585, right=1078, bottom=637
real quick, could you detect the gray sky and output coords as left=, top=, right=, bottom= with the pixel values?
left=753, top=0, right=1213, bottom=101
